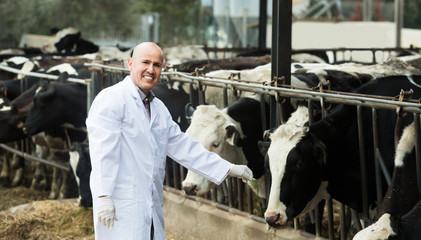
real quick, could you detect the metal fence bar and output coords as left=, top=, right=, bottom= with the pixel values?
left=83, top=63, right=421, bottom=113
left=0, top=143, right=69, bottom=171
left=0, top=64, right=89, bottom=85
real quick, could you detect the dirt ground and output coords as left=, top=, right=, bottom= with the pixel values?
left=0, top=185, right=176, bottom=240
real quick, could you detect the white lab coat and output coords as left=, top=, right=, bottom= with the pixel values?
left=86, top=76, right=232, bottom=240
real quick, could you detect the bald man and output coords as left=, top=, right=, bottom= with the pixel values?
left=86, top=42, right=253, bottom=240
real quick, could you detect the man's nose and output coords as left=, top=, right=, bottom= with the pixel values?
left=146, top=64, right=155, bottom=72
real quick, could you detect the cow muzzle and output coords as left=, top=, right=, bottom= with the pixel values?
left=265, top=212, right=287, bottom=228
left=183, top=184, right=197, bottom=196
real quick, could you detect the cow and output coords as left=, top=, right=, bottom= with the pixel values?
left=0, top=81, right=40, bottom=143
left=171, top=55, right=271, bottom=74
left=22, top=80, right=87, bottom=199
left=182, top=96, right=270, bottom=201
left=41, top=27, right=99, bottom=55
left=24, top=80, right=87, bottom=136
left=180, top=60, right=388, bottom=200
left=0, top=56, right=39, bottom=80
left=1, top=59, right=91, bottom=102
left=0, top=82, right=41, bottom=187
left=263, top=75, right=421, bottom=230
left=187, top=58, right=420, bottom=109
left=163, top=45, right=209, bottom=66
left=353, top=121, right=421, bottom=240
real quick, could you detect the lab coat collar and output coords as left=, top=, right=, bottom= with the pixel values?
left=123, top=76, right=158, bottom=124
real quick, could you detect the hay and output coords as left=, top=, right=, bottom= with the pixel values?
left=0, top=186, right=176, bottom=240
left=0, top=199, right=94, bottom=240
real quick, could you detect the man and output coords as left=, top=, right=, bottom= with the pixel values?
left=86, top=42, right=253, bottom=240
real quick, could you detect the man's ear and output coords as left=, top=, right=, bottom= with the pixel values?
left=127, top=58, right=133, bottom=70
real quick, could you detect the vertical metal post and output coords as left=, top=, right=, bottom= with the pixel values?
left=327, top=198, right=335, bottom=239
left=237, top=179, right=244, bottom=211
left=308, top=101, right=322, bottom=237
left=372, top=109, right=383, bottom=205
left=395, top=0, right=403, bottom=47
left=242, top=8, right=248, bottom=48
left=272, top=0, right=293, bottom=227
left=357, top=106, right=369, bottom=220
left=339, top=203, right=346, bottom=240
left=272, top=0, right=292, bottom=123
left=153, top=12, right=160, bottom=43
left=362, top=0, right=372, bottom=21
left=414, top=113, right=421, bottom=199
left=258, top=0, right=268, bottom=51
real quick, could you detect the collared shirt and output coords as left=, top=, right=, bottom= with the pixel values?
left=137, top=88, right=155, bottom=118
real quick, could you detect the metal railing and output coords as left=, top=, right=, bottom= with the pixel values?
left=2, top=60, right=421, bottom=239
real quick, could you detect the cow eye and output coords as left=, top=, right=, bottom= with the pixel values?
left=210, top=142, right=220, bottom=150
left=296, top=160, right=303, bottom=169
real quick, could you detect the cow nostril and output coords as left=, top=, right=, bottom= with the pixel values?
left=265, top=213, right=281, bottom=228
left=183, top=185, right=197, bottom=196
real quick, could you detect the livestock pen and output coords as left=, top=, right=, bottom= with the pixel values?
left=85, top=53, right=421, bottom=239
left=1, top=47, right=421, bottom=239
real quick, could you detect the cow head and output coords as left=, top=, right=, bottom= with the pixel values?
left=0, top=105, right=27, bottom=143
left=23, top=82, right=56, bottom=136
left=264, top=123, right=328, bottom=227
left=182, top=105, right=247, bottom=196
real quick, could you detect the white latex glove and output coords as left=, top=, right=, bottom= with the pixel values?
left=97, top=195, right=118, bottom=230
left=228, top=164, right=253, bottom=183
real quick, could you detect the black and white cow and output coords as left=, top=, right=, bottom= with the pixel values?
left=0, top=82, right=41, bottom=187
left=0, top=81, right=40, bottom=143
left=41, top=27, right=99, bottom=55
left=192, top=58, right=420, bottom=109
left=263, top=75, right=421, bottom=228
left=22, top=80, right=87, bottom=199
left=0, top=56, right=39, bottom=80
left=172, top=55, right=271, bottom=74
left=180, top=60, right=391, bottom=200
left=182, top=96, right=269, bottom=199
left=24, top=80, right=87, bottom=136
left=353, top=122, right=421, bottom=239
left=1, top=59, right=91, bottom=102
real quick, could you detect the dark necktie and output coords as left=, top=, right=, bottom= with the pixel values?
left=143, top=98, right=151, bottom=118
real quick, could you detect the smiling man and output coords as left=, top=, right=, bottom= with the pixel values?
left=86, top=42, right=253, bottom=240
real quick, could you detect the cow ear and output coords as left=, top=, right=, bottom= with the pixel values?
left=57, top=72, right=69, bottom=82
left=38, top=85, right=56, bottom=100
left=225, top=125, right=244, bottom=147
left=185, top=103, right=195, bottom=125
left=263, top=128, right=275, bottom=140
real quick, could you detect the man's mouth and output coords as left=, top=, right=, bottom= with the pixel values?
left=144, top=75, right=153, bottom=80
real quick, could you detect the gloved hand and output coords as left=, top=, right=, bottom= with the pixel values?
left=97, top=195, right=118, bottom=230
left=228, top=164, right=253, bottom=183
